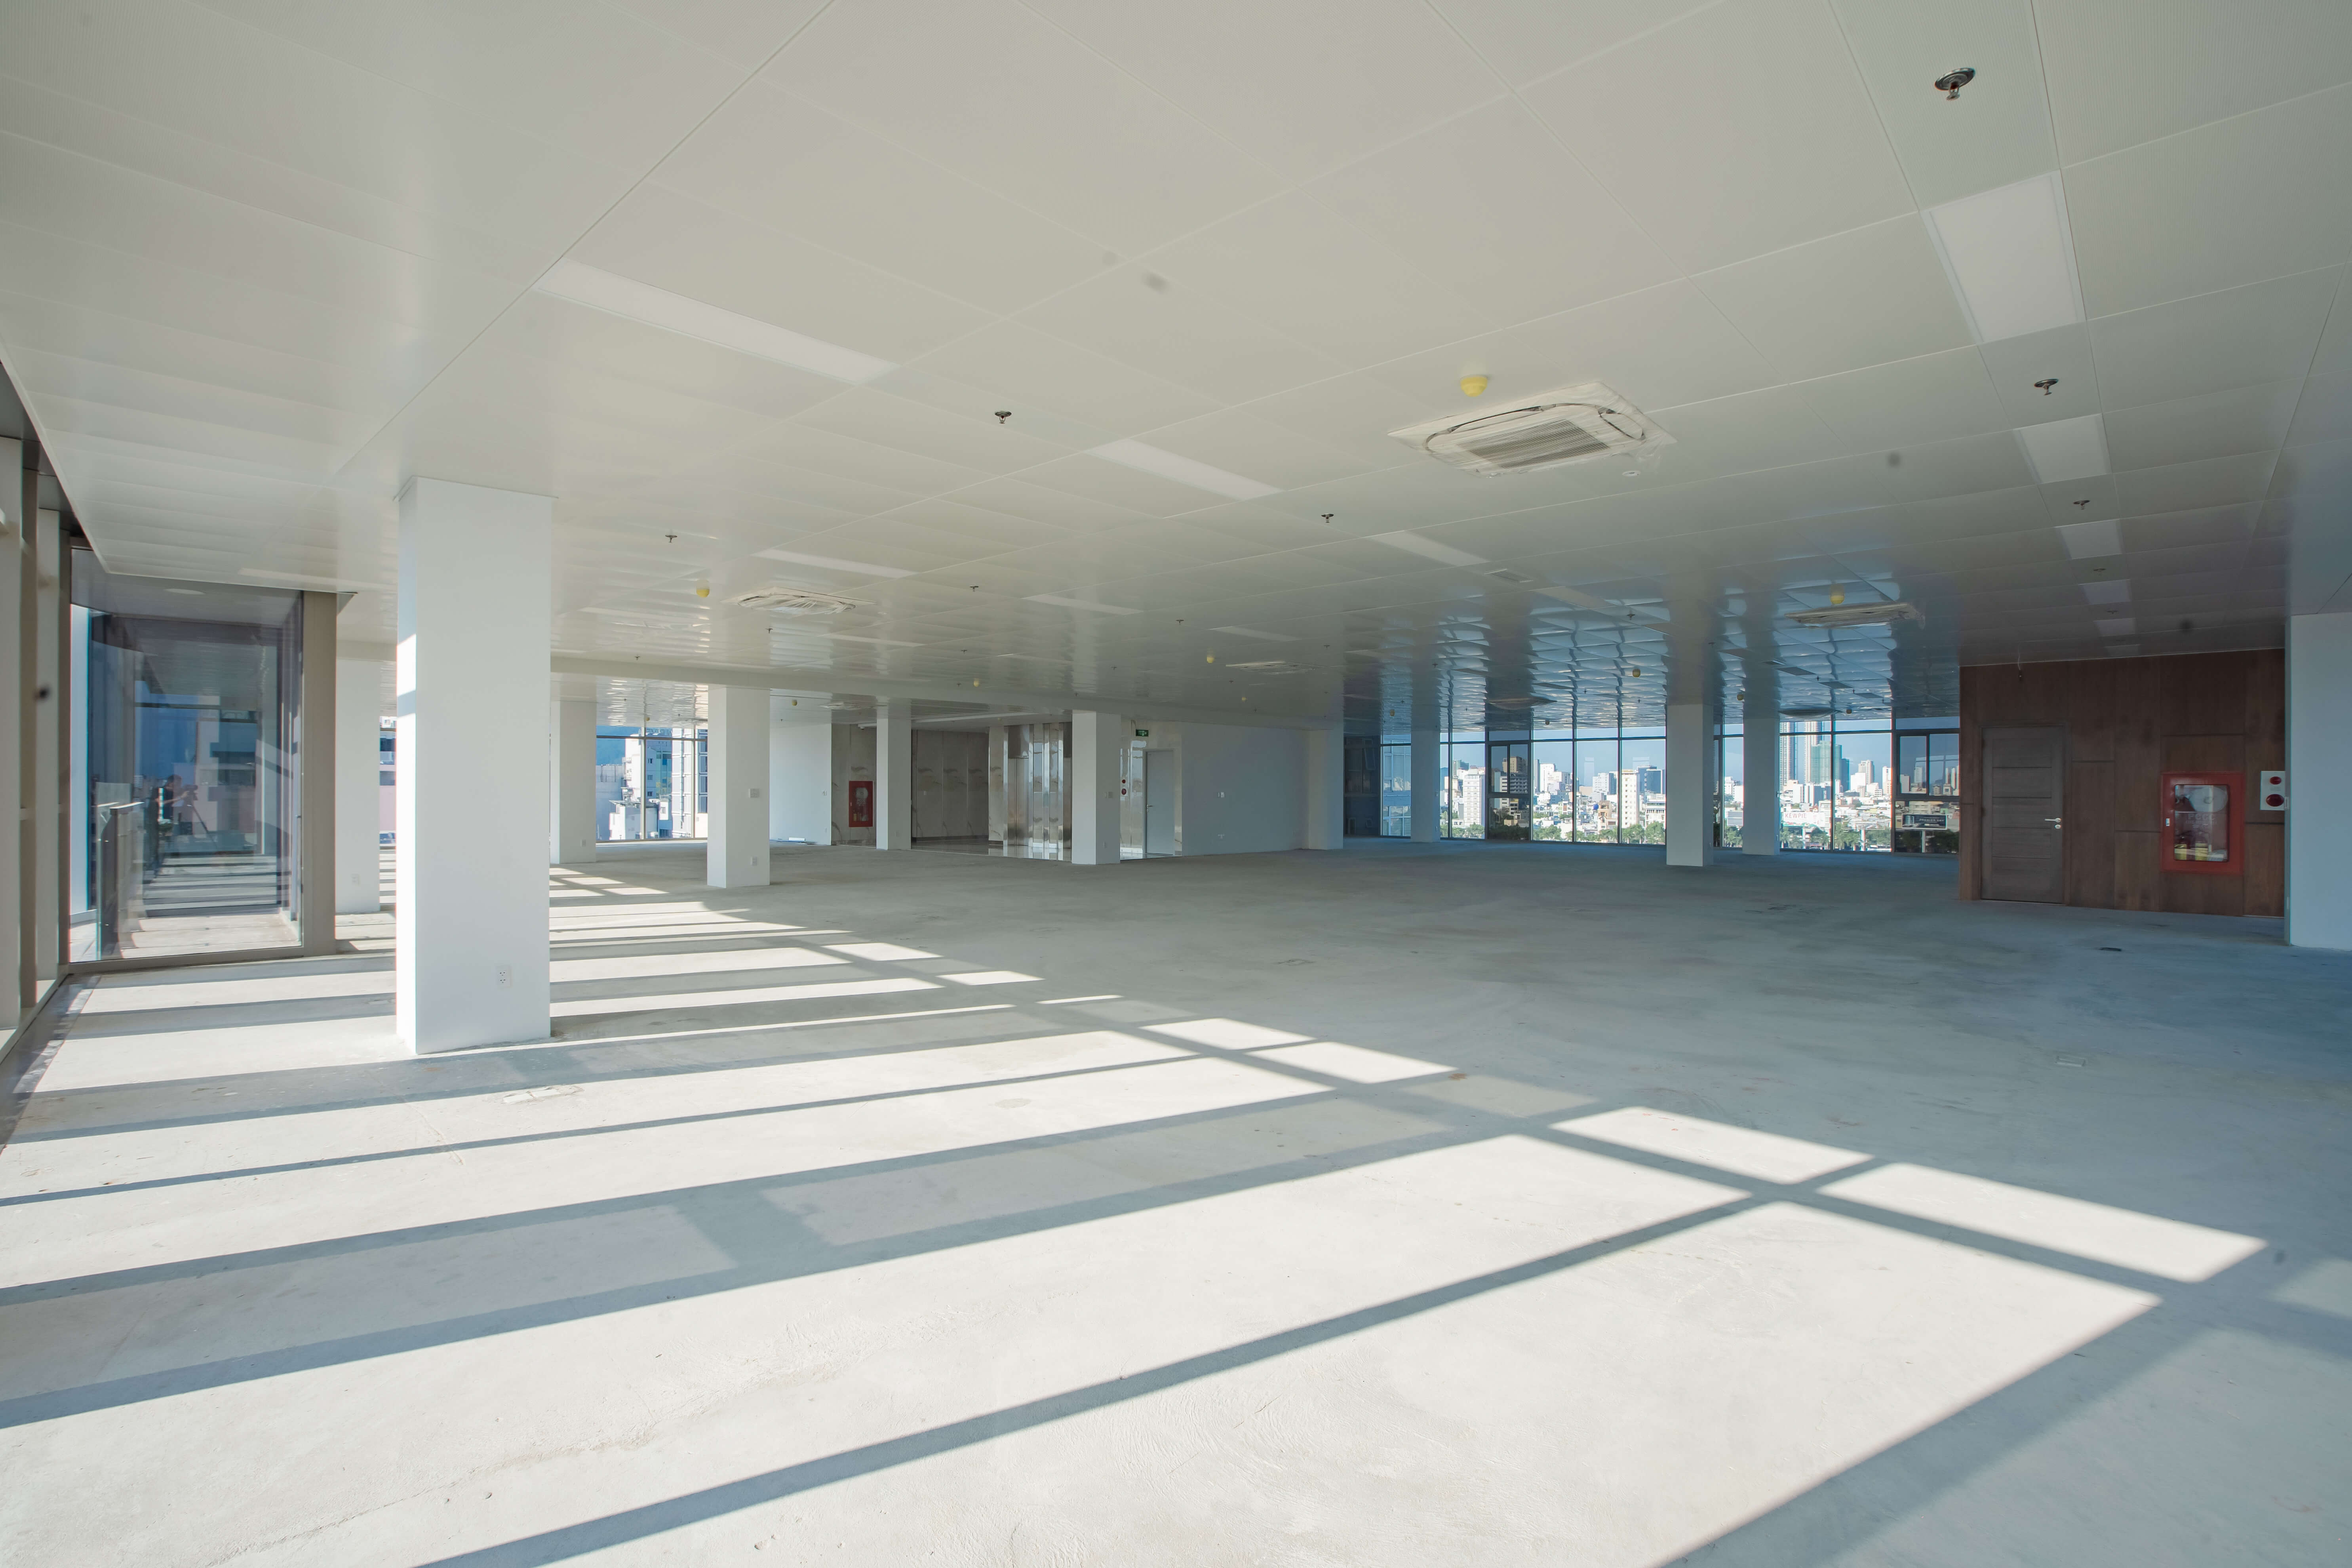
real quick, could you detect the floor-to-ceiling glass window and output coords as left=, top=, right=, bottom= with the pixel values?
left=1441, top=731, right=1484, bottom=838
left=1379, top=738, right=1412, bottom=836
left=1893, top=719, right=1961, bottom=854
left=1532, top=733, right=1574, bottom=841
left=1574, top=727, right=1617, bottom=842
left=73, top=554, right=301, bottom=959
left=1618, top=726, right=1666, bottom=845
left=1486, top=734, right=1532, bottom=841
left=1836, top=729, right=1892, bottom=851
left=1717, top=724, right=1744, bottom=851
left=595, top=724, right=708, bottom=841
left=1775, top=716, right=1897, bottom=853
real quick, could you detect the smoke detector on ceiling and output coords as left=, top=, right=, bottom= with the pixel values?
left=1389, top=382, right=1672, bottom=477
left=733, top=586, right=862, bottom=615
left=1787, top=601, right=1923, bottom=629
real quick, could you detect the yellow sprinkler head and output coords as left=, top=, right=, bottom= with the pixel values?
left=1460, top=374, right=1490, bottom=398
left=1829, top=584, right=1846, bottom=606
left=695, top=584, right=711, bottom=599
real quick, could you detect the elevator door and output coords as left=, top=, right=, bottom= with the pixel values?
left=1981, top=726, right=2065, bottom=902
left=1024, top=727, right=1066, bottom=849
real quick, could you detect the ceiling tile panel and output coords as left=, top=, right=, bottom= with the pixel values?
left=2065, top=87, right=2352, bottom=317
left=1429, top=0, right=1718, bottom=89
left=1307, top=98, right=1676, bottom=323
left=762, top=0, right=1282, bottom=253
left=2034, top=0, right=2352, bottom=162
left=1360, top=281, right=1780, bottom=415
left=1792, top=348, right=2011, bottom=449
left=1025, top=0, right=1497, bottom=182
left=648, top=82, right=1108, bottom=316
left=1694, top=216, right=1973, bottom=381
left=2088, top=267, right=2342, bottom=409
left=1145, top=192, right=1500, bottom=366
left=2114, top=451, right=2279, bottom=516
left=1520, top=0, right=1914, bottom=272
left=907, top=319, right=1220, bottom=438
left=1830, top=0, right=2060, bottom=208
left=1013, top=265, right=1351, bottom=405
left=2102, top=381, right=2300, bottom=472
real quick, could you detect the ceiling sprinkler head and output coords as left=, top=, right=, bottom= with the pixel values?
left=994, top=410, right=1012, bottom=423
left=1829, top=584, right=1846, bottom=606
left=695, top=584, right=710, bottom=598
left=1460, top=374, right=1489, bottom=398
left=1935, top=67, right=1975, bottom=100
left=2034, top=378, right=2059, bottom=396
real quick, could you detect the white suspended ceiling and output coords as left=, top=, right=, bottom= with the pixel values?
left=2, top=0, right=2349, bottom=731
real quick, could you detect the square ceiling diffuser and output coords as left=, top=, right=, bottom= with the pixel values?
left=1389, top=382, right=1672, bottom=476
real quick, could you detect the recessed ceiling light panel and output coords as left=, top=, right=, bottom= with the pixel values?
left=1924, top=173, right=2083, bottom=343
left=2016, top=413, right=2109, bottom=484
left=534, top=259, right=897, bottom=383
left=1389, top=382, right=1671, bottom=477
left=1087, top=439, right=1279, bottom=500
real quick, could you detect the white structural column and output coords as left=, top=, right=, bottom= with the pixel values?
left=548, top=697, right=598, bottom=866
left=1071, top=709, right=1123, bottom=865
left=1742, top=685, right=1780, bottom=857
left=1303, top=727, right=1343, bottom=850
left=1410, top=727, right=1439, bottom=842
left=396, top=478, right=552, bottom=1054
left=706, top=686, right=771, bottom=888
left=334, top=649, right=383, bottom=913
left=2288, top=611, right=2352, bottom=949
left=1665, top=699, right=1715, bottom=868
left=32, top=509, right=59, bottom=982
left=875, top=699, right=912, bottom=851
left=769, top=698, right=832, bottom=843
left=2, top=438, right=23, bottom=1020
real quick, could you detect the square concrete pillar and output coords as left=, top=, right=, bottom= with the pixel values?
left=875, top=699, right=912, bottom=850
left=549, top=697, right=598, bottom=866
left=32, top=509, right=61, bottom=982
left=1303, top=727, right=1343, bottom=850
left=1071, top=709, right=1122, bottom=865
left=706, top=686, right=770, bottom=888
left=2289, top=611, right=2352, bottom=950
left=1666, top=700, right=1715, bottom=867
left=335, top=647, right=383, bottom=912
left=1410, top=727, right=1439, bottom=842
left=3, top=438, right=24, bottom=1017
left=396, top=478, right=552, bottom=1054
left=1742, top=693, right=1780, bottom=856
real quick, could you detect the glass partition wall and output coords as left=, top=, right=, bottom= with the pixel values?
left=71, top=554, right=309, bottom=960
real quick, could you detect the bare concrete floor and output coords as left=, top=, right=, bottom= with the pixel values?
left=2, top=841, right=2347, bottom=1565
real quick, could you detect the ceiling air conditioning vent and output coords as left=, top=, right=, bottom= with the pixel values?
left=733, top=586, right=862, bottom=615
left=1787, top=601, right=1924, bottom=629
left=1390, top=382, right=1672, bottom=477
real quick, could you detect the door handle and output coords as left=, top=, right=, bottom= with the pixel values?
left=2044, top=817, right=2063, bottom=828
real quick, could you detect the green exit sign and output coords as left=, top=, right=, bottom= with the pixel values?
left=1134, top=729, right=1149, bottom=738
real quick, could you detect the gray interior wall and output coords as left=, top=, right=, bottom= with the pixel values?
left=1174, top=721, right=1306, bottom=855
left=913, top=729, right=988, bottom=840
left=830, top=724, right=875, bottom=847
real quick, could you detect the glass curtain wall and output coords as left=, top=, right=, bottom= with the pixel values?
left=1379, top=739, right=1411, bottom=836
left=594, top=724, right=708, bottom=841
left=1894, top=720, right=1961, bottom=853
left=72, top=554, right=303, bottom=959
left=1441, top=732, right=1485, bottom=838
